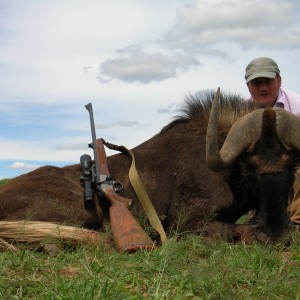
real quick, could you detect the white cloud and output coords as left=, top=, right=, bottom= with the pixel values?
left=10, top=162, right=41, bottom=172
left=53, top=143, right=89, bottom=151
left=165, top=0, right=300, bottom=49
left=95, top=0, right=300, bottom=84
left=96, top=120, right=139, bottom=129
left=157, top=103, right=180, bottom=114
left=98, top=45, right=200, bottom=83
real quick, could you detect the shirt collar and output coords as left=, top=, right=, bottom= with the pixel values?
left=274, top=88, right=284, bottom=108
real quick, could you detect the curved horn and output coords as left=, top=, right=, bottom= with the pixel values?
left=205, top=87, right=223, bottom=170
left=275, top=109, right=300, bottom=151
left=206, top=88, right=264, bottom=171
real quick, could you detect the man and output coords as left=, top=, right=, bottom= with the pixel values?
left=245, top=57, right=300, bottom=225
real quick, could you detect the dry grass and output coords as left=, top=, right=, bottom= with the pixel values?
left=0, top=221, right=103, bottom=251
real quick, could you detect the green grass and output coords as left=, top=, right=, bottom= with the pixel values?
left=1, top=179, right=300, bottom=299
left=0, top=232, right=300, bottom=299
left=0, top=179, right=9, bottom=186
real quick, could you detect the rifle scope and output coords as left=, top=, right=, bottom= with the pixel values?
left=80, top=154, right=95, bottom=209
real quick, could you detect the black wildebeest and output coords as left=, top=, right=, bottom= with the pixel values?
left=0, top=89, right=299, bottom=243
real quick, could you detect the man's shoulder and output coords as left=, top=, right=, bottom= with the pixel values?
left=280, top=88, right=300, bottom=116
left=281, top=88, right=300, bottom=99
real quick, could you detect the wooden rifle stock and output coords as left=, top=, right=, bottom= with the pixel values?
left=95, top=139, right=155, bottom=252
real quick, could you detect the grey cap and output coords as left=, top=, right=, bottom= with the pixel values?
left=245, top=57, right=280, bottom=83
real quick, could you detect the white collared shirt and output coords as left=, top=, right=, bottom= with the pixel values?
left=274, top=88, right=300, bottom=116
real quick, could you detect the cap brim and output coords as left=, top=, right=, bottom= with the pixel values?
left=246, top=72, right=276, bottom=83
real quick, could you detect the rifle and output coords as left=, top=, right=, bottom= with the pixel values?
left=80, top=103, right=154, bottom=252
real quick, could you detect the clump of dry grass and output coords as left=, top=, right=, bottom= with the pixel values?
left=0, top=220, right=103, bottom=251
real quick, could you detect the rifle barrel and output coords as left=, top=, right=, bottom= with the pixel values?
left=85, top=103, right=101, bottom=183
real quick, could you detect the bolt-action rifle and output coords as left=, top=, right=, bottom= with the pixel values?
left=80, top=103, right=154, bottom=252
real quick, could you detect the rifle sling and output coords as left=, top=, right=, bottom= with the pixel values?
left=103, top=140, right=167, bottom=243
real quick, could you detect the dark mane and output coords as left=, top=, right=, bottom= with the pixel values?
left=160, top=89, right=260, bottom=134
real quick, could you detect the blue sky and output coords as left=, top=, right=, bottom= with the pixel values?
left=1, top=0, right=300, bottom=178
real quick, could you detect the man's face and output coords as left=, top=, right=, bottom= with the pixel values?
left=247, top=75, right=281, bottom=107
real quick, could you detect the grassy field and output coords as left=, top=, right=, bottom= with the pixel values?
left=0, top=178, right=300, bottom=299
left=0, top=230, right=299, bottom=299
